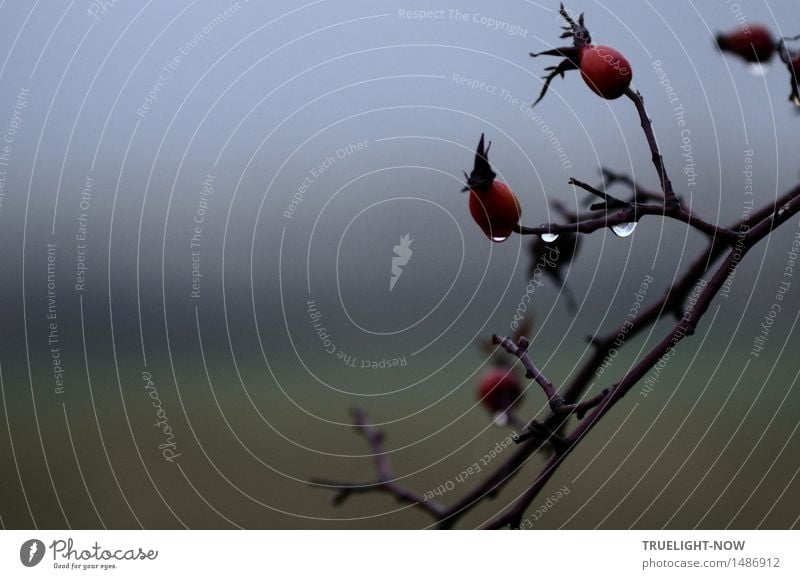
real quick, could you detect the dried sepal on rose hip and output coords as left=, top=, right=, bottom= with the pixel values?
left=778, top=35, right=800, bottom=108
left=715, top=25, right=776, bottom=63
left=530, top=3, right=632, bottom=106
left=476, top=365, right=524, bottom=428
left=462, top=133, right=521, bottom=242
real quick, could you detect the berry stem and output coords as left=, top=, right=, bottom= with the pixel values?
left=624, top=87, right=677, bottom=203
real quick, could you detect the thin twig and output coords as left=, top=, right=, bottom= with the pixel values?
left=514, top=420, right=571, bottom=449
left=434, top=425, right=560, bottom=529
left=492, top=333, right=609, bottom=418
left=309, top=407, right=446, bottom=519
left=624, top=87, right=676, bottom=203
left=600, top=167, right=663, bottom=202
left=492, top=334, right=562, bottom=409
left=569, top=177, right=631, bottom=210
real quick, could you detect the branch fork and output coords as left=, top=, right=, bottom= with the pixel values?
left=309, top=407, right=446, bottom=519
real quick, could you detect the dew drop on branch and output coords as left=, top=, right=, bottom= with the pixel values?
left=491, top=235, right=509, bottom=242
left=610, top=222, right=637, bottom=237
left=541, top=232, right=559, bottom=242
left=493, top=412, right=509, bottom=427
left=746, top=62, right=770, bottom=77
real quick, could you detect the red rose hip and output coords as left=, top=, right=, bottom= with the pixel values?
left=530, top=5, right=632, bottom=105
left=579, top=45, right=632, bottom=99
left=716, top=25, right=776, bottom=63
left=477, top=366, right=524, bottom=427
left=463, top=134, right=521, bottom=242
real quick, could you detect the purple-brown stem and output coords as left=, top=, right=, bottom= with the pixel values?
left=514, top=200, right=738, bottom=243
left=624, top=87, right=677, bottom=202
left=492, top=333, right=609, bottom=417
left=569, top=177, right=631, bottom=210
left=600, top=167, right=663, bottom=203
left=309, top=407, right=446, bottom=519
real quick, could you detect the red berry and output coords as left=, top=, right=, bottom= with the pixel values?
left=579, top=45, right=633, bottom=99
left=469, top=182, right=522, bottom=242
left=477, top=367, right=523, bottom=425
left=529, top=8, right=633, bottom=105
left=716, top=26, right=775, bottom=63
left=463, top=134, right=521, bottom=242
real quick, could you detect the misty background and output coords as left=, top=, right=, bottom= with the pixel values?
left=0, top=0, right=799, bottom=529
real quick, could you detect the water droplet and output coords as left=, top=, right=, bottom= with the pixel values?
left=792, top=94, right=800, bottom=108
left=610, top=222, right=637, bottom=238
left=493, top=412, right=509, bottom=427
left=746, top=62, right=770, bottom=77
left=778, top=203, right=790, bottom=217
left=491, top=235, right=509, bottom=243
left=541, top=232, right=559, bottom=242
